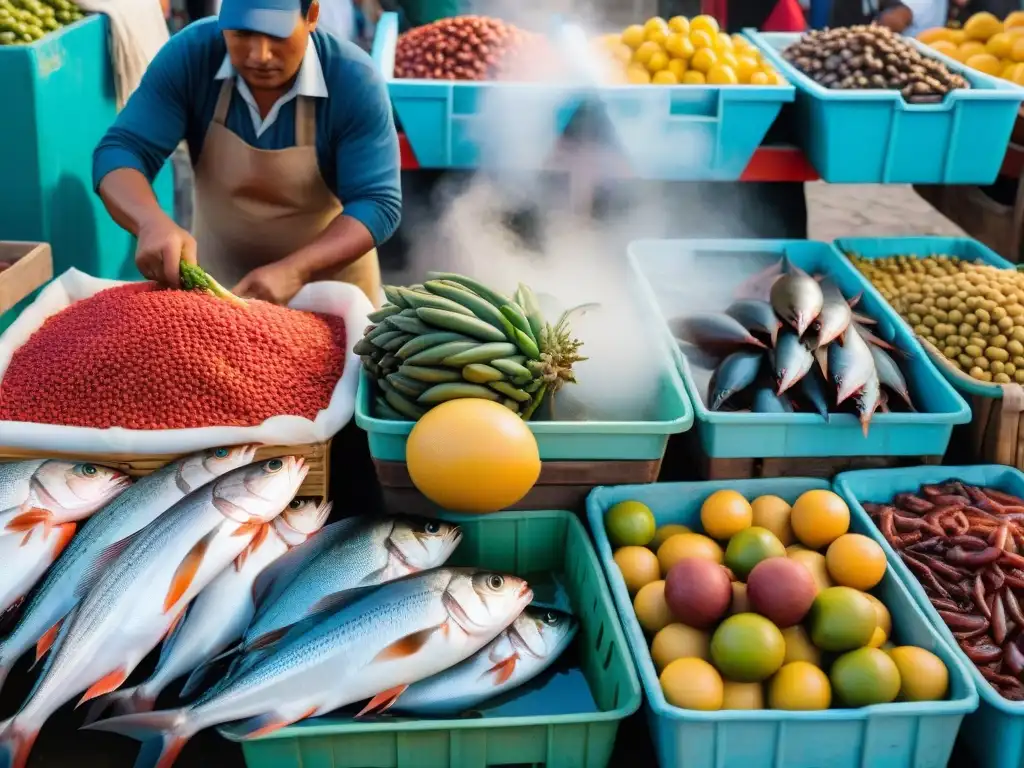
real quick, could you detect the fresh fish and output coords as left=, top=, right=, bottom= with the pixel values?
left=0, top=522, right=76, bottom=617
left=854, top=372, right=883, bottom=438
left=853, top=322, right=898, bottom=352
left=724, top=300, right=781, bottom=346
left=0, top=446, right=257, bottom=696
left=85, top=568, right=533, bottom=768
left=770, top=271, right=823, bottom=338
left=798, top=369, right=830, bottom=421
left=869, top=344, right=914, bottom=409
left=672, top=313, right=767, bottom=355
left=771, top=331, right=814, bottom=395
left=708, top=350, right=763, bottom=410
left=810, top=280, right=852, bottom=348
left=0, top=461, right=130, bottom=537
left=91, top=498, right=332, bottom=720
left=752, top=386, right=794, bottom=414
left=733, top=257, right=785, bottom=303
left=0, top=457, right=307, bottom=768
left=828, top=329, right=876, bottom=406
left=395, top=605, right=578, bottom=716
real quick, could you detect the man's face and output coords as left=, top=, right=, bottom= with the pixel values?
left=224, top=3, right=318, bottom=91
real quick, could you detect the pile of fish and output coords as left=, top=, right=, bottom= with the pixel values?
left=672, top=258, right=918, bottom=436
left=0, top=451, right=577, bottom=768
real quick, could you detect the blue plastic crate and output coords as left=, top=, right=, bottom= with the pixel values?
left=744, top=31, right=1024, bottom=184
left=834, top=464, right=1024, bottom=768
left=586, top=479, right=979, bottom=768
left=834, top=236, right=1015, bottom=401
left=627, top=238, right=972, bottom=459
left=371, top=13, right=584, bottom=169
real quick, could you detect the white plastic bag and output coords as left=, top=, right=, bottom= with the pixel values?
left=0, top=269, right=372, bottom=453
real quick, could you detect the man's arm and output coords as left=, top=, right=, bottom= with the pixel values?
left=877, top=3, right=914, bottom=31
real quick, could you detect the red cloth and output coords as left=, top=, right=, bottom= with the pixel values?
left=762, top=0, right=807, bottom=32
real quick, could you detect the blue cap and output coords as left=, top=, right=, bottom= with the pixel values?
left=219, top=0, right=304, bottom=38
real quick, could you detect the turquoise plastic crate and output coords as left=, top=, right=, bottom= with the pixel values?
left=585, top=479, right=979, bottom=768
left=744, top=31, right=1024, bottom=184
left=834, top=236, right=1016, bottom=401
left=0, top=16, right=173, bottom=280
left=627, top=238, right=972, bottom=459
left=229, top=510, right=642, bottom=768
left=833, top=465, right=1024, bottom=768
left=371, top=13, right=584, bottom=169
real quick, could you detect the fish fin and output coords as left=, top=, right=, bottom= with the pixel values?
left=837, top=328, right=846, bottom=346
left=231, top=521, right=263, bottom=538
left=164, top=525, right=220, bottom=614
left=856, top=327, right=897, bottom=351
left=814, top=346, right=828, bottom=379
left=848, top=292, right=862, bottom=309
left=851, top=311, right=876, bottom=325
left=82, top=709, right=193, bottom=768
left=78, top=666, right=131, bottom=707
left=34, top=619, right=63, bottom=664
left=220, top=706, right=319, bottom=740
left=373, top=626, right=441, bottom=662
left=163, top=608, right=187, bottom=643
left=487, top=654, right=519, bottom=685
left=356, top=685, right=408, bottom=718
left=20, top=530, right=32, bottom=547
left=178, top=661, right=217, bottom=700
left=746, top=335, right=768, bottom=350
left=0, top=716, right=40, bottom=768
left=4, top=508, right=52, bottom=535
left=309, top=585, right=380, bottom=615
left=50, top=522, right=76, bottom=558
left=246, top=626, right=290, bottom=653
left=82, top=685, right=157, bottom=727
left=770, top=322, right=779, bottom=348
left=75, top=531, right=144, bottom=600
left=235, top=524, right=272, bottom=571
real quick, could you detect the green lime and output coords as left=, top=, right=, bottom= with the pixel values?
left=724, top=526, right=785, bottom=580
left=0, top=29, right=13, bottom=42
left=808, top=587, right=877, bottom=652
left=830, top=647, right=901, bottom=707
left=605, top=500, right=657, bottom=547
left=710, top=613, right=786, bottom=682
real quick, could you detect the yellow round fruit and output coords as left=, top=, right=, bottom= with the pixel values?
left=781, top=625, right=822, bottom=666
left=1010, top=63, right=1024, bottom=85
left=651, top=523, right=690, bottom=551
left=706, top=63, right=739, bottom=84
left=965, top=52, right=1003, bottom=75
left=635, top=580, right=675, bottom=633
left=716, top=32, right=734, bottom=49
left=691, top=47, right=718, bottom=73
left=930, top=40, right=958, bottom=57
left=667, top=58, right=688, bottom=79
left=831, top=647, right=901, bottom=706
left=644, top=16, right=670, bottom=35
left=865, top=592, right=892, bottom=638
left=651, top=623, right=711, bottom=670
left=626, top=64, right=652, bottom=84
left=918, top=27, right=956, bottom=44
left=666, top=32, right=695, bottom=59
left=647, top=50, right=670, bottom=73
left=690, top=13, right=720, bottom=36
left=718, top=50, right=740, bottom=70
left=634, top=40, right=663, bottom=66
left=658, top=533, right=724, bottom=574
left=790, top=490, right=850, bottom=549
left=690, top=29, right=716, bottom=49
left=700, top=489, right=752, bottom=540
left=735, top=56, right=762, bottom=83
left=750, top=495, right=794, bottom=546
left=1006, top=10, right=1024, bottom=29
left=614, top=545, right=661, bottom=593
left=867, top=626, right=887, bottom=648
left=964, top=11, right=1002, bottom=41
left=722, top=681, right=765, bottom=710
left=955, top=41, right=988, bottom=61
left=730, top=581, right=751, bottom=614
left=987, top=32, right=1013, bottom=58
left=711, top=613, right=786, bottom=682
left=682, top=70, right=707, bottom=84
left=825, top=533, right=887, bottom=590
left=1013, top=37, right=1024, bottom=62
left=406, top=399, right=540, bottom=513
left=605, top=500, right=656, bottom=547
left=611, top=43, right=633, bottom=63
left=652, top=70, right=679, bottom=84
left=660, top=657, right=723, bottom=710
left=621, top=24, right=645, bottom=49
left=788, top=549, right=833, bottom=594
left=949, top=29, right=967, bottom=44
left=809, top=587, right=878, bottom=652
left=769, top=662, right=832, bottom=710
left=748, top=71, right=771, bottom=85
left=668, top=15, right=690, bottom=34
left=768, top=70, right=787, bottom=85
left=889, top=646, right=949, bottom=702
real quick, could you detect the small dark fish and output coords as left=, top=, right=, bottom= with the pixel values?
left=752, top=387, right=794, bottom=413
left=772, top=331, right=814, bottom=395
left=770, top=270, right=823, bottom=338
left=854, top=372, right=883, bottom=438
left=799, top=369, right=830, bottom=421
left=724, top=300, right=781, bottom=347
left=869, top=344, right=914, bottom=410
left=673, top=313, right=767, bottom=355
left=811, top=280, right=852, bottom=348
left=709, top=350, right=764, bottom=411
left=829, top=329, right=875, bottom=405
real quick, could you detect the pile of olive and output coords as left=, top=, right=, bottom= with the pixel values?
left=782, top=25, right=969, bottom=101
left=0, top=0, right=84, bottom=45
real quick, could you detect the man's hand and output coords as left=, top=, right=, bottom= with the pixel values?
left=135, top=214, right=197, bottom=287
left=233, top=261, right=307, bottom=306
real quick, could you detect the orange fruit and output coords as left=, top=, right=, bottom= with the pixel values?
left=929, top=40, right=958, bottom=57
left=825, top=533, right=887, bottom=590
left=963, top=11, right=1002, bottom=41
left=690, top=29, right=715, bottom=49
left=965, top=52, right=1002, bottom=75
left=1006, top=10, right=1024, bottom=29
left=986, top=31, right=1013, bottom=58
left=651, top=623, right=710, bottom=670
left=722, top=681, right=765, bottom=709
left=690, top=47, right=718, bottom=73
left=955, top=41, right=988, bottom=61
left=750, top=495, right=794, bottom=545
left=781, top=625, right=822, bottom=666
left=682, top=70, right=706, bottom=84
left=1013, top=37, right=1024, bottom=62
left=700, top=489, right=752, bottom=539
left=790, top=490, right=850, bottom=549
left=690, top=13, right=720, bottom=36
left=769, top=662, right=831, bottom=710
left=650, top=523, right=690, bottom=550
left=918, top=27, right=956, bottom=44
left=788, top=549, right=834, bottom=594
left=406, top=399, right=539, bottom=513
left=615, top=545, right=661, bottom=593
left=658, top=533, right=723, bottom=573
left=634, top=580, right=675, bottom=633
left=888, top=646, right=949, bottom=702
left=748, top=71, right=771, bottom=85
left=668, top=15, right=690, bottom=34
left=865, top=592, right=892, bottom=638
left=660, top=658, right=723, bottom=710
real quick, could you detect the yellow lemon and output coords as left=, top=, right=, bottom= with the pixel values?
left=1006, top=11, right=1024, bottom=29
left=690, top=47, right=718, bottom=73
left=825, top=533, right=887, bottom=590
left=647, top=50, right=670, bottom=73
left=769, top=662, right=832, bottom=710
left=690, top=13, right=720, bottom=36
left=700, top=489, right=752, bottom=540
left=716, top=32, right=734, bottom=50
left=955, top=41, right=988, bottom=61
left=964, top=11, right=1002, bottom=41
left=626, top=64, right=652, bottom=84
left=633, top=40, right=663, bottom=66
left=965, top=52, right=1003, bottom=76
left=614, top=545, right=660, bottom=593
left=668, top=15, right=690, bottom=34
left=650, top=524, right=690, bottom=551
left=718, top=50, right=740, bottom=69
left=660, top=658, right=723, bottom=710
left=634, top=580, right=675, bottom=633
left=889, top=646, right=950, bottom=702
left=987, top=31, right=1013, bottom=58
left=748, top=70, right=772, bottom=85
left=621, top=24, right=645, bottom=49
left=918, top=27, right=955, bottom=44
left=707, top=64, right=739, bottom=84
left=665, top=32, right=696, bottom=59
left=930, top=40, right=959, bottom=58
left=1013, top=37, right=1024, bottom=62
left=651, top=623, right=710, bottom=670
left=682, top=70, right=706, bottom=84
left=735, top=56, right=762, bottom=83
left=667, top=58, right=688, bottom=79
left=691, top=29, right=715, bottom=49
left=652, top=69, right=680, bottom=84
left=647, top=28, right=668, bottom=46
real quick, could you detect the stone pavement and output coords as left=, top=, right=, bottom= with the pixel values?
left=807, top=181, right=966, bottom=240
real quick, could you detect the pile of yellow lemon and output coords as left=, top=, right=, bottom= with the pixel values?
left=918, top=11, right=1024, bottom=85
left=593, top=14, right=787, bottom=86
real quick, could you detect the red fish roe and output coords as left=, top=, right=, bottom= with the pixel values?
left=0, top=283, right=348, bottom=430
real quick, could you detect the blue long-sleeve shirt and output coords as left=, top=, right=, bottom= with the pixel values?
left=93, top=18, right=401, bottom=246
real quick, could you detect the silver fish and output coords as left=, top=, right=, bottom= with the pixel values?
left=752, top=387, right=794, bottom=414
left=828, top=329, right=876, bottom=405
left=724, top=300, right=781, bottom=346
left=798, top=369, right=830, bottom=421
left=85, top=568, right=533, bottom=768
left=0, top=457, right=307, bottom=768
left=0, top=460, right=130, bottom=536
left=394, top=605, right=578, bottom=716
left=92, top=498, right=332, bottom=719
left=672, top=313, right=767, bottom=355
left=854, top=372, right=883, bottom=438
left=770, top=271, right=823, bottom=338
left=811, top=280, right=852, bottom=348
left=771, top=331, right=814, bottom=395
left=0, top=522, right=76, bottom=617
left=869, top=344, right=913, bottom=409
left=708, top=350, right=763, bottom=410
left=0, top=447, right=257, bottom=697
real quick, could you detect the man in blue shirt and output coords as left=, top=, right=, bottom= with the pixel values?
left=93, top=0, right=400, bottom=306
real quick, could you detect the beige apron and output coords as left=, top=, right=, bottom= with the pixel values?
left=193, top=78, right=381, bottom=306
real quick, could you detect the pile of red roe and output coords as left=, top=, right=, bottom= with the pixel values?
left=0, top=283, right=348, bottom=430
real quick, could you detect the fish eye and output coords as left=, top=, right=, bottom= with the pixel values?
left=214, top=448, right=230, bottom=459
left=266, top=459, right=284, bottom=472
left=544, top=611, right=559, bottom=625
left=488, top=574, right=504, bottom=590
left=288, top=498, right=304, bottom=509
left=424, top=521, right=441, bottom=534
left=76, top=464, right=98, bottom=477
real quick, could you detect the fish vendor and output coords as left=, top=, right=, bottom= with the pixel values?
left=93, top=0, right=401, bottom=307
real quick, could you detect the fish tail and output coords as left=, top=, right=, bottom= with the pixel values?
left=82, top=686, right=157, bottom=727
left=83, top=709, right=194, bottom=768
left=0, top=717, right=39, bottom=768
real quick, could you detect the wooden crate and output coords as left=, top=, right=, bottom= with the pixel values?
left=373, top=457, right=661, bottom=514
left=0, top=241, right=52, bottom=316
left=0, top=440, right=332, bottom=499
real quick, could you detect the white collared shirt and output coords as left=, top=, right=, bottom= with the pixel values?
left=214, top=37, right=329, bottom=138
